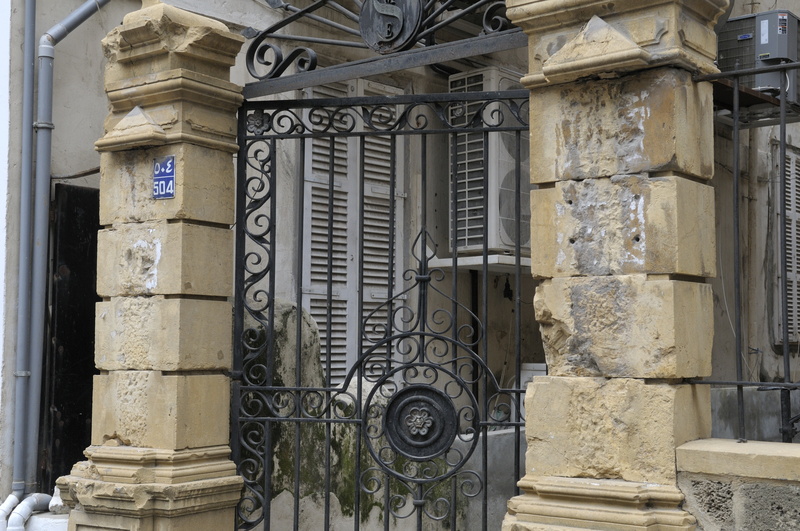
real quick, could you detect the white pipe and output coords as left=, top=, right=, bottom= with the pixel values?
left=0, top=494, right=21, bottom=531
left=6, top=494, right=51, bottom=531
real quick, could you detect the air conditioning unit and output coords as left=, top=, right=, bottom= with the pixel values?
left=448, top=67, right=531, bottom=256
left=718, top=10, right=800, bottom=104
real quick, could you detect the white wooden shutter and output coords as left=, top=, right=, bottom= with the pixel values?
left=777, top=149, right=800, bottom=344
left=302, top=80, right=405, bottom=385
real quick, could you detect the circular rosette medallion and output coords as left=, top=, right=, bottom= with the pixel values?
left=384, top=386, right=458, bottom=461
left=359, top=0, right=424, bottom=54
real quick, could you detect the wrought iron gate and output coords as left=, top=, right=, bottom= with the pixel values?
left=233, top=88, right=537, bottom=530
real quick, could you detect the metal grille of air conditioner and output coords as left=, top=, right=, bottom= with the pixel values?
left=449, top=68, right=530, bottom=255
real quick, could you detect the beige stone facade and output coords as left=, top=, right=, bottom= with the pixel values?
left=56, top=2, right=244, bottom=529
left=3, top=0, right=800, bottom=529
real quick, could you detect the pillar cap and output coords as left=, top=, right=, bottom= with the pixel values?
left=507, top=0, right=731, bottom=87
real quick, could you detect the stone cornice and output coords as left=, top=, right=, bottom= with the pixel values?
left=507, top=0, right=730, bottom=32
left=507, top=0, right=731, bottom=87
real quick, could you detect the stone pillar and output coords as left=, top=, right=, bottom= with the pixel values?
left=504, top=1, right=728, bottom=530
left=57, top=2, right=245, bottom=530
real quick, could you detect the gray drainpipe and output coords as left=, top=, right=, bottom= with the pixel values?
left=10, top=0, right=37, bottom=499
left=23, top=0, right=113, bottom=492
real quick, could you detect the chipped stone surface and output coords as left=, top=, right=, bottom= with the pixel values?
left=91, top=371, right=229, bottom=449
left=103, top=1, right=243, bottom=84
left=95, top=297, right=231, bottom=371
left=529, top=68, right=714, bottom=183
left=524, top=377, right=710, bottom=485
left=507, top=0, right=728, bottom=86
left=677, top=476, right=735, bottom=531
left=678, top=472, right=800, bottom=531
left=99, top=143, right=234, bottom=225
left=97, top=220, right=232, bottom=297
left=540, top=16, right=651, bottom=85
left=535, top=275, right=712, bottom=378
left=531, top=174, right=716, bottom=278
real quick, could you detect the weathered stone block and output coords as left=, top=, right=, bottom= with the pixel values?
left=506, top=0, right=729, bottom=86
left=677, top=438, right=800, bottom=482
left=67, top=506, right=237, bottom=531
left=68, top=445, right=237, bottom=486
left=735, top=482, right=800, bottom=531
left=524, top=377, right=710, bottom=485
left=677, top=474, right=735, bottom=531
left=535, top=275, right=713, bottom=378
left=529, top=68, right=714, bottom=183
left=97, top=221, right=231, bottom=297
left=58, top=468, right=242, bottom=531
left=504, top=476, right=696, bottom=531
left=99, top=143, right=233, bottom=225
left=103, top=2, right=244, bottom=84
left=531, top=174, right=716, bottom=278
left=91, top=372, right=229, bottom=449
left=96, top=71, right=242, bottom=154
left=95, top=297, right=231, bottom=371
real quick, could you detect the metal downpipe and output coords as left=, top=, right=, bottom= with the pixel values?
left=25, top=0, right=112, bottom=491
left=9, top=0, right=36, bottom=499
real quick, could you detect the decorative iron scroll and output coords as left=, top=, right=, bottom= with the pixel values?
left=247, top=0, right=514, bottom=80
left=234, top=91, right=529, bottom=530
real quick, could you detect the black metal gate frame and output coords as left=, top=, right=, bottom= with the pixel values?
left=233, top=88, right=530, bottom=530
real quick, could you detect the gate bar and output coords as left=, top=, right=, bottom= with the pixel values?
left=243, top=29, right=527, bottom=98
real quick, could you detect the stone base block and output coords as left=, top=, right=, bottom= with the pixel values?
left=95, top=297, right=231, bottom=371
left=99, top=143, right=234, bottom=226
left=524, top=377, right=710, bottom=485
left=97, top=220, right=231, bottom=297
left=529, top=68, right=713, bottom=183
left=503, top=476, right=697, bottom=531
left=531, top=175, right=715, bottom=278
left=91, top=372, right=230, bottom=449
left=67, top=509, right=234, bottom=531
left=535, top=275, right=712, bottom=378
left=58, top=472, right=242, bottom=531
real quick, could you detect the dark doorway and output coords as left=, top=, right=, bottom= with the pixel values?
left=38, top=184, right=100, bottom=490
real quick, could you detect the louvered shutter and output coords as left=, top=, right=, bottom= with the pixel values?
left=777, top=149, right=800, bottom=344
left=302, top=82, right=356, bottom=384
left=359, top=80, right=405, bottom=356
left=302, top=80, right=405, bottom=385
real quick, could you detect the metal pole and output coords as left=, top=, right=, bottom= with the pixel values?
left=732, top=71, right=746, bottom=442
left=779, top=68, right=794, bottom=442
left=11, top=0, right=37, bottom=498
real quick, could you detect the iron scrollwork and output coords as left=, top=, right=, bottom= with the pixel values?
left=234, top=92, right=529, bottom=529
left=247, top=0, right=516, bottom=80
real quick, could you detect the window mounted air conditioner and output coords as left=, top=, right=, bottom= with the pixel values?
left=448, top=67, right=531, bottom=256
